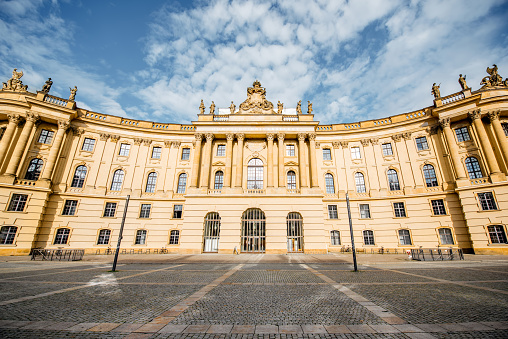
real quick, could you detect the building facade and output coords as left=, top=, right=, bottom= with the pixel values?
left=0, top=67, right=508, bottom=256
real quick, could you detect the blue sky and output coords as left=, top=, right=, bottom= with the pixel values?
left=1, top=0, right=508, bottom=125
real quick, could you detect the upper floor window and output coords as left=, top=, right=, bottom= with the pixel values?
left=325, top=173, right=335, bottom=194
left=393, top=202, right=406, bottom=218
left=247, top=158, right=263, bottom=189
left=7, top=194, right=28, bottom=212
left=431, top=199, right=446, bottom=215
left=54, top=228, right=70, bottom=245
left=287, top=171, right=296, bottom=189
left=82, top=138, right=95, bottom=152
left=0, top=226, right=17, bottom=245
left=465, top=157, right=483, bottom=179
left=455, top=127, right=470, bottom=142
left=438, top=228, right=454, bottom=245
left=139, top=204, right=151, bottom=218
left=487, top=225, right=507, bottom=244
left=423, top=164, right=438, bottom=187
left=110, top=169, right=124, bottom=191
left=97, top=229, right=111, bottom=245
left=415, top=136, right=429, bottom=151
left=355, top=172, right=366, bottom=193
left=359, top=204, right=371, bottom=218
left=387, top=169, right=400, bottom=191
left=216, top=145, right=226, bottom=157
left=214, top=171, right=224, bottom=189
left=0, top=127, right=5, bottom=140
left=62, top=200, right=78, bottom=216
left=38, top=129, right=54, bottom=144
left=145, top=172, right=157, bottom=193
left=363, top=230, right=375, bottom=245
left=103, top=202, right=117, bottom=217
left=502, top=123, right=508, bottom=136
left=351, top=147, right=361, bottom=159
left=286, top=144, right=295, bottom=157
left=25, top=158, right=43, bottom=180
left=173, top=204, right=183, bottom=219
left=71, top=165, right=87, bottom=188
left=330, top=230, right=340, bottom=245
left=477, top=192, right=498, bottom=211
left=323, top=149, right=332, bottom=161
left=382, top=143, right=393, bottom=156
left=118, top=143, right=130, bottom=156
left=151, top=146, right=162, bottom=159
left=398, top=229, right=412, bottom=245
left=181, top=148, right=190, bottom=160
left=169, top=230, right=180, bottom=245
left=328, top=205, right=338, bottom=219
left=177, top=173, right=187, bottom=194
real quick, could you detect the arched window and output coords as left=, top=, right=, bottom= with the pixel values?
left=465, top=157, right=483, bottom=179
left=177, top=173, right=187, bottom=193
left=423, top=164, right=438, bottom=187
left=110, top=169, right=124, bottom=191
left=355, top=172, right=366, bottom=193
left=0, top=226, right=17, bottom=245
left=325, top=173, right=335, bottom=194
left=54, top=228, right=70, bottom=245
left=241, top=208, right=266, bottom=252
left=287, top=171, right=296, bottom=189
left=247, top=158, right=263, bottom=189
left=387, top=169, right=400, bottom=191
left=214, top=171, right=224, bottom=189
left=287, top=212, right=303, bottom=252
left=145, top=172, right=157, bottom=193
left=203, top=212, right=221, bottom=252
left=71, top=165, right=87, bottom=188
left=25, top=158, right=43, bottom=180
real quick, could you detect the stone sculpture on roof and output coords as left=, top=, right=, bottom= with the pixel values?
left=431, top=83, right=441, bottom=99
left=458, top=74, right=468, bottom=90
left=199, top=99, right=205, bottom=114
left=69, top=86, right=78, bottom=101
left=41, top=78, right=53, bottom=93
left=238, top=80, right=275, bottom=114
left=481, top=64, right=508, bottom=88
left=2, top=68, right=28, bottom=92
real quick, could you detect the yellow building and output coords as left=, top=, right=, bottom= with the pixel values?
left=0, top=67, right=507, bottom=256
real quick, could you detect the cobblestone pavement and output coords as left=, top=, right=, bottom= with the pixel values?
left=0, top=254, right=507, bottom=338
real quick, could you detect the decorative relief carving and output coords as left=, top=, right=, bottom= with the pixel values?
left=25, top=112, right=39, bottom=123
left=7, top=114, right=20, bottom=124
left=370, top=138, right=379, bottom=145
left=205, top=133, right=214, bottom=142
left=58, top=120, right=70, bottom=130
left=246, top=142, right=266, bottom=152
left=71, top=126, right=84, bottom=136
left=468, top=109, right=481, bottom=120
left=297, top=133, right=306, bottom=141
left=308, top=133, right=316, bottom=141
left=110, top=135, right=120, bottom=143
left=332, top=141, right=340, bottom=149
left=236, top=133, right=245, bottom=141
left=339, top=141, right=348, bottom=148
left=439, top=118, right=450, bottom=128
left=100, top=133, right=110, bottom=141
left=315, top=142, right=320, bottom=149
left=164, top=141, right=171, bottom=148
left=361, top=139, right=369, bottom=146
left=171, top=141, right=181, bottom=148
left=142, top=139, right=151, bottom=146
left=134, top=138, right=143, bottom=145
left=402, top=132, right=412, bottom=141
left=266, top=133, right=274, bottom=141
left=392, top=134, right=402, bottom=142
left=277, top=133, right=285, bottom=141
left=480, top=64, right=508, bottom=88
left=195, top=133, right=203, bottom=141
left=226, top=133, right=234, bottom=141
left=488, top=110, right=500, bottom=121
left=238, top=80, right=274, bottom=114
left=426, top=125, right=439, bottom=135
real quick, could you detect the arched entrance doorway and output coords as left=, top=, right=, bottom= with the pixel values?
left=203, top=212, right=220, bottom=252
left=241, top=208, right=266, bottom=252
left=287, top=212, right=303, bottom=252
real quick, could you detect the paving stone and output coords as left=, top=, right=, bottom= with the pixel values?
left=255, top=325, right=278, bottom=333
left=150, top=317, right=174, bottom=324
left=158, top=324, right=188, bottom=333
left=19, top=320, right=57, bottom=329
left=347, top=324, right=376, bottom=333
left=440, top=323, right=471, bottom=331
left=67, top=322, right=101, bottom=331
left=279, top=325, right=303, bottom=333
left=124, top=333, right=153, bottom=339
left=369, top=324, right=400, bottom=333
left=325, top=325, right=352, bottom=333
left=183, top=324, right=211, bottom=333
left=382, top=316, right=407, bottom=324
left=414, top=324, right=448, bottom=332
left=110, top=323, right=145, bottom=333
left=459, top=321, right=497, bottom=331
left=407, top=333, right=437, bottom=339
left=231, top=325, right=255, bottom=333
left=393, top=324, right=426, bottom=332
left=302, top=324, right=327, bottom=333
left=134, top=323, right=167, bottom=333
left=88, top=322, right=122, bottom=331
left=46, top=321, right=79, bottom=330
left=480, top=321, right=508, bottom=329
left=0, top=320, right=15, bottom=327
left=206, top=324, right=233, bottom=333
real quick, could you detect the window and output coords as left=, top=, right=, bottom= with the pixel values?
left=71, top=165, right=87, bottom=188
left=103, top=202, right=117, bottom=217
left=502, top=123, right=508, bottom=136
left=62, top=200, right=77, bottom=216
left=465, top=157, right=483, bottom=179
left=110, top=169, right=124, bottom=191
left=204, top=212, right=221, bottom=252
left=241, top=208, right=266, bottom=252
left=7, top=194, right=28, bottom=212
left=355, top=172, right=366, bottom=193
left=323, top=149, right=332, bottom=161
left=135, top=230, right=146, bottom=245
left=330, top=230, right=340, bottom=245
left=325, top=173, right=335, bottom=194
left=431, top=199, right=446, bottom=215
left=214, top=171, right=224, bottom=189
left=169, top=230, right=180, bottom=245
left=97, top=229, right=111, bottom=245
left=423, top=164, right=438, bottom=187
left=455, top=127, right=470, bottom=142
left=54, top=228, right=70, bottom=245
left=173, top=204, right=183, bottom=219
left=363, top=230, right=375, bottom=245
left=478, top=192, right=498, bottom=210
left=328, top=205, right=338, bottom=219
left=287, top=212, right=303, bottom=252
left=151, top=146, right=162, bottom=159
left=139, top=204, right=151, bottom=218
left=0, top=226, right=17, bottom=245
left=38, top=129, right=54, bottom=144
left=177, top=173, right=187, bottom=194
left=118, top=143, right=130, bottom=156
left=24, top=158, right=43, bottom=180
left=287, top=171, right=296, bottom=189
left=415, top=137, right=429, bottom=151
left=0, top=127, right=5, bottom=140
left=438, top=228, right=454, bottom=245
left=145, top=172, right=157, bottom=193
left=216, top=145, right=226, bottom=157
left=286, top=144, right=295, bottom=157
left=181, top=148, right=190, bottom=160
left=359, top=204, right=371, bottom=219
left=487, top=225, right=507, bottom=244
left=82, top=138, right=95, bottom=152
left=393, top=202, right=406, bottom=218
left=351, top=147, right=361, bottom=159
left=247, top=158, right=263, bottom=189
left=387, top=169, right=400, bottom=191
left=398, top=229, right=412, bottom=245
left=382, top=143, right=393, bottom=156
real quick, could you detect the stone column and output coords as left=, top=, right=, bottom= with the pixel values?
left=488, top=111, right=508, bottom=169
left=200, top=133, right=214, bottom=188
left=308, top=133, right=318, bottom=187
left=469, top=110, right=502, bottom=176
left=224, top=133, right=234, bottom=188
left=277, top=133, right=284, bottom=187
left=439, top=118, right=467, bottom=179
left=3, top=112, right=38, bottom=178
left=235, top=133, right=245, bottom=188
left=190, top=133, right=202, bottom=188
left=0, top=114, right=20, bottom=168
left=298, top=133, right=308, bottom=187
left=39, top=120, right=70, bottom=182
left=267, top=134, right=274, bottom=187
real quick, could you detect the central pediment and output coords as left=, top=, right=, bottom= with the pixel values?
left=238, top=80, right=276, bottom=114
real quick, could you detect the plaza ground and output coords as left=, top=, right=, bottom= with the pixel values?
left=0, top=253, right=508, bottom=338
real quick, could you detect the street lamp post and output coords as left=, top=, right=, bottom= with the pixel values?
left=346, top=193, right=358, bottom=272
left=112, top=194, right=130, bottom=272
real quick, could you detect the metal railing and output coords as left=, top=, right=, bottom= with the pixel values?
left=410, top=248, right=464, bottom=261
left=30, top=249, right=84, bottom=261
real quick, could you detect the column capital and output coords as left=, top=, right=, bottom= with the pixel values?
left=236, top=133, right=245, bottom=141
left=57, top=120, right=70, bottom=130
left=426, top=125, right=439, bottom=135
left=100, top=133, right=110, bottom=141
left=361, top=139, right=369, bottom=146
left=194, top=133, right=203, bottom=141
left=308, top=133, right=316, bottom=141
left=110, top=135, right=120, bottom=143
left=392, top=134, right=402, bottom=142
left=468, top=109, right=482, bottom=121
left=226, top=133, right=234, bottom=141
left=205, top=133, right=214, bottom=142
left=7, top=114, right=20, bottom=124
left=488, top=110, right=500, bottom=121
left=332, top=141, right=341, bottom=148
left=25, top=112, right=39, bottom=123
left=142, top=139, right=152, bottom=146
left=134, top=138, right=143, bottom=145
left=340, top=141, right=348, bottom=148
left=277, top=133, right=285, bottom=141
left=171, top=141, right=181, bottom=148
left=439, top=118, right=450, bottom=128
left=402, top=132, right=412, bottom=140
left=297, top=133, right=306, bottom=141
left=266, top=133, right=275, bottom=141
left=370, top=138, right=379, bottom=145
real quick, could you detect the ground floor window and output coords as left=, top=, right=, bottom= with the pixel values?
left=363, top=230, right=375, bottom=245
left=97, top=229, right=111, bottom=245
left=488, top=225, right=508, bottom=244
left=203, top=212, right=220, bottom=252
left=287, top=212, right=303, bottom=252
left=169, top=230, right=180, bottom=245
left=54, top=228, right=70, bottom=245
left=398, top=229, right=412, bottom=245
left=241, top=208, right=265, bottom=252
left=330, top=230, right=340, bottom=245
left=438, top=228, right=454, bottom=245
left=135, top=230, right=147, bottom=245
left=0, top=226, right=17, bottom=245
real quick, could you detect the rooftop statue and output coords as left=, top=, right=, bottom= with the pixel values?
left=277, top=101, right=283, bottom=114
left=2, top=68, right=28, bottom=92
left=210, top=101, right=215, bottom=114
left=41, top=78, right=53, bottom=93
left=199, top=99, right=205, bottom=114
left=296, top=100, right=302, bottom=114
left=458, top=74, right=468, bottom=90
left=431, top=83, right=441, bottom=99
left=229, top=101, right=235, bottom=114
left=238, top=80, right=275, bottom=114
left=481, top=64, right=508, bottom=88
left=307, top=101, right=313, bottom=114
left=69, top=86, right=77, bottom=101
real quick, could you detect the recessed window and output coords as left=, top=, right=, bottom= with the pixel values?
left=24, top=158, right=43, bottom=180
left=119, top=143, right=130, bottom=156
left=177, top=173, right=187, bottom=194
left=387, top=169, right=400, bottom=191
left=382, top=143, right=393, bottom=156
left=465, top=157, right=483, bottom=179
left=328, top=205, right=338, bottom=219
left=62, top=200, right=78, bottom=216
left=82, top=138, right=95, bottom=152
left=139, top=204, right=151, bottom=218
left=287, top=171, right=296, bottom=189
left=393, top=202, right=406, bottom=218
left=502, top=123, right=508, bottom=136
left=71, top=165, right=87, bottom=188
left=151, top=146, right=162, bottom=159
left=455, top=127, right=471, bottom=142
left=38, top=129, right=54, bottom=144
left=438, top=228, right=454, bottom=245
left=478, top=192, right=498, bottom=210
left=423, top=164, right=438, bottom=187
left=214, top=171, right=223, bottom=189
left=145, top=172, right=157, bottom=193
left=169, top=230, right=180, bottom=245
left=359, top=204, right=371, bottom=219
left=181, top=148, right=190, bottom=160
left=330, top=230, right=340, bottom=245
left=0, top=127, right=5, bottom=140
left=431, top=199, right=446, bottom=215
left=355, top=172, right=366, bottom=193
left=363, top=230, right=375, bottom=245
left=286, top=144, right=295, bottom=157
left=398, top=229, right=412, bottom=245
left=173, top=204, right=183, bottom=219
left=0, top=226, right=17, bottom=245
left=217, top=145, right=226, bottom=157
left=323, top=149, right=332, bottom=161
left=103, top=202, right=117, bottom=217
left=97, top=229, right=111, bottom=245
left=325, top=173, right=335, bottom=194
left=7, top=194, right=28, bottom=212
left=247, top=158, right=263, bottom=189
left=111, top=169, right=124, bottom=191
left=351, top=147, right=361, bottom=159
left=487, top=225, right=507, bottom=244
left=135, top=230, right=147, bottom=245
left=54, top=228, right=70, bottom=245
left=415, top=137, right=429, bottom=151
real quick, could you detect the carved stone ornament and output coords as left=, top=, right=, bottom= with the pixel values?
left=266, top=133, right=274, bottom=141
left=236, top=133, right=245, bottom=141
left=205, top=133, right=214, bottom=142
left=7, top=114, right=20, bottom=124
left=171, top=141, right=181, bottom=148
left=58, top=120, right=70, bottom=130
left=226, top=133, right=234, bottom=141
left=480, top=64, right=508, bottom=88
left=2, top=68, right=28, bottom=92
left=194, top=133, right=203, bottom=141
left=134, top=138, right=143, bottom=145
left=339, top=141, right=348, bottom=148
left=69, top=86, right=78, bottom=101
left=25, top=112, right=39, bottom=123
left=392, top=134, right=402, bottom=142
left=361, top=139, right=369, bottom=146
left=431, top=83, right=441, bottom=99
left=41, top=78, right=52, bottom=93
left=142, top=139, right=152, bottom=146
left=277, top=133, right=285, bottom=141
left=426, top=125, right=439, bottom=135
left=402, top=132, right=412, bottom=141
left=439, top=118, right=450, bottom=128
left=238, top=80, right=275, bottom=114
left=100, top=133, right=110, bottom=141
left=110, top=135, right=120, bottom=143
left=488, top=110, right=500, bottom=121
left=308, top=133, right=316, bottom=141
left=370, top=138, right=379, bottom=145
left=315, top=142, right=320, bottom=149
left=277, top=101, right=283, bottom=114
left=468, top=109, right=482, bottom=121
left=298, top=133, right=306, bottom=141
left=70, top=126, right=84, bottom=136
left=199, top=100, right=205, bottom=114
left=164, top=141, right=171, bottom=148
left=332, top=141, right=340, bottom=148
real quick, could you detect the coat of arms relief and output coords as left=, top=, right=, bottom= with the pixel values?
left=238, top=80, right=275, bottom=114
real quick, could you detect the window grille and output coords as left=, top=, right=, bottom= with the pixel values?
left=169, top=230, right=180, bottom=244
left=62, top=200, right=77, bottom=216
left=139, top=204, right=151, bottom=218
left=455, top=127, right=470, bottom=142
left=423, top=164, right=438, bottom=187
left=82, top=138, right=95, bottom=152
left=241, top=208, right=266, bottom=252
left=216, top=145, right=226, bottom=156
left=363, top=230, right=375, bottom=245
left=97, top=229, right=111, bottom=245
left=487, top=225, right=507, bottom=244
left=54, top=228, right=70, bottom=245
left=0, top=226, right=17, bottom=244
left=393, top=202, right=406, bottom=217
left=439, top=228, right=454, bottom=245
left=398, top=229, right=412, bottom=245
left=103, top=202, right=117, bottom=217
left=135, top=230, right=146, bottom=245
left=431, top=199, right=446, bottom=215
left=8, top=194, right=27, bottom=212
left=38, top=129, right=54, bottom=144
left=478, top=192, right=497, bottom=210
left=25, top=158, right=43, bottom=180
left=203, top=212, right=221, bottom=252
left=287, top=212, right=303, bottom=252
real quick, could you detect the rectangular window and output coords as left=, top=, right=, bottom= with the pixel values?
left=139, top=204, right=151, bottom=218
left=7, top=194, right=28, bottom=212
left=351, top=147, right=361, bottom=159
left=328, top=205, right=338, bottom=219
left=103, top=202, right=117, bottom=217
left=398, top=229, right=412, bottom=245
left=393, top=202, right=406, bottom=218
left=62, top=200, right=78, bottom=216
left=81, top=138, right=95, bottom=152
left=151, top=146, right=162, bottom=159
left=323, top=149, right=332, bottom=161
left=135, top=230, right=147, bottom=245
left=439, top=228, right=454, bottom=245
left=286, top=144, right=295, bottom=157
left=54, top=228, right=70, bottom=245
left=97, top=229, right=111, bottom=245
left=0, top=127, right=5, bottom=140
left=502, top=123, right=508, bottom=136
left=359, top=204, right=371, bottom=219
left=0, top=226, right=17, bottom=245
left=363, top=230, right=375, bottom=245
left=382, top=143, right=393, bottom=156
left=119, top=143, right=130, bottom=156
left=173, top=204, right=183, bottom=219
left=169, top=230, right=180, bottom=245
left=431, top=199, right=446, bottom=215
left=38, top=129, right=54, bottom=144
left=330, top=230, right=340, bottom=245
left=455, top=127, right=470, bottom=142
left=415, top=136, right=429, bottom=151
left=181, top=148, right=190, bottom=160
left=216, top=145, right=226, bottom=157
left=478, top=192, right=498, bottom=211
left=487, top=225, right=508, bottom=244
